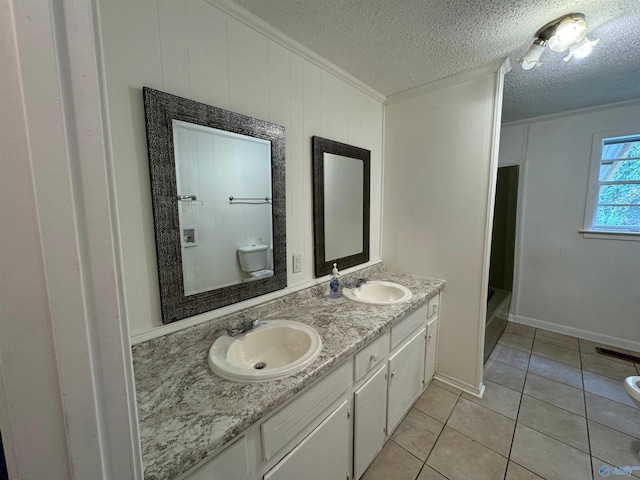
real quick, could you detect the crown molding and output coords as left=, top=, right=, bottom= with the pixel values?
left=385, top=58, right=511, bottom=105
left=503, top=97, right=640, bottom=127
left=205, top=0, right=386, bottom=104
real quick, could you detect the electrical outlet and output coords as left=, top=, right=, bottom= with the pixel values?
left=293, top=254, right=302, bottom=273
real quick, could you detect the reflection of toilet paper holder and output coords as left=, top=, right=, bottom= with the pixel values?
left=181, top=225, right=198, bottom=247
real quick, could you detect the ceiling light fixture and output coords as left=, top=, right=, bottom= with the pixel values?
left=563, top=36, right=600, bottom=61
left=519, top=13, right=598, bottom=70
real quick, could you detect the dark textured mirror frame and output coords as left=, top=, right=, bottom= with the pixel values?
left=143, top=87, right=287, bottom=324
left=312, top=136, right=370, bottom=277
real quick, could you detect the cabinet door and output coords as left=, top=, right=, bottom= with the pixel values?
left=424, top=317, right=438, bottom=384
left=387, top=327, right=426, bottom=433
left=264, top=400, right=349, bottom=480
left=186, top=436, right=248, bottom=480
left=354, top=365, right=387, bottom=480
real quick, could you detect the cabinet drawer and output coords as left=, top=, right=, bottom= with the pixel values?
left=354, top=330, right=389, bottom=383
left=261, top=359, right=350, bottom=461
left=391, top=304, right=428, bottom=350
left=427, top=293, right=440, bottom=319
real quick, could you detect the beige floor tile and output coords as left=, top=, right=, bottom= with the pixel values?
left=505, top=322, right=536, bottom=339
left=534, top=330, right=579, bottom=351
left=589, top=421, right=640, bottom=478
left=391, top=408, right=444, bottom=461
left=417, top=465, right=448, bottom=480
left=462, top=380, right=521, bottom=419
left=517, top=395, right=589, bottom=452
left=431, top=378, right=462, bottom=396
left=414, top=383, right=459, bottom=423
left=586, top=392, right=640, bottom=439
left=446, top=397, right=515, bottom=456
left=505, top=461, right=544, bottom=480
left=531, top=339, right=581, bottom=368
left=592, top=456, right=640, bottom=480
left=510, top=424, right=592, bottom=480
left=484, top=359, right=527, bottom=392
left=583, top=370, right=638, bottom=409
left=427, top=426, right=508, bottom=480
left=361, top=439, right=422, bottom=480
left=490, top=345, right=530, bottom=370
left=527, top=354, right=583, bottom=389
left=523, top=373, right=585, bottom=416
left=499, top=333, right=534, bottom=352
left=581, top=352, right=638, bottom=381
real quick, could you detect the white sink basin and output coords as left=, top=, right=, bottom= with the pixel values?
left=208, top=320, right=322, bottom=382
left=343, top=281, right=412, bottom=305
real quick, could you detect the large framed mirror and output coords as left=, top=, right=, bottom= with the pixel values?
left=312, top=136, right=370, bottom=277
left=143, top=87, right=286, bottom=324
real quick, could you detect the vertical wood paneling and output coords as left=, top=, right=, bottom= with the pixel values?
left=158, top=0, right=189, bottom=95
left=227, top=17, right=269, bottom=120
left=100, top=0, right=165, bottom=334
left=100, top=1, right=384, bottom=334
left=302, top=62, right=322, bottom=275
left=267, top=42, right=291, bottom=126
left=185, top=0, right=229, bottom=108
left=287, top=55, right=305, bottom=280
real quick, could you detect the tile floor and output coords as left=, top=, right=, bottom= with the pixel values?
left=361, top=323, right=640, bottom=480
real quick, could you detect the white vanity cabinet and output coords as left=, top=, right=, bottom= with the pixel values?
left=353, top=364, right=387, bottom=480
left=264, top=400, right=350, bottom=480
left=180, top=292, right=443, bottom=480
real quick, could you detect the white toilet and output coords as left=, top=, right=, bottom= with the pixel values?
left=237, top=244, right=274, bottom=282
left=624, top=376, right=640, bottom=408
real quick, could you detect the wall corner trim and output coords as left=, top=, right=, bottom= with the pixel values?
left=384, top=58, right=509, bottom=105
left=204, top=0, right=386, bottom=103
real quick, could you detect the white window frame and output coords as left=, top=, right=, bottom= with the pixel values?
left=582, top=127, right=640, bottom=241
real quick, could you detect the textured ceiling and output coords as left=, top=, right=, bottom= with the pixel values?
left=232, top=0, right=640, bottom=122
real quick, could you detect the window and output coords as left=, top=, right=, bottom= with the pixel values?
left=583, top=130, right=640, bottom=239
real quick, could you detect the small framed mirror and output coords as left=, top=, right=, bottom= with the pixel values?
left=312, top=136, right=370, bottom=277
left=143, top=87, right=286, bottom=324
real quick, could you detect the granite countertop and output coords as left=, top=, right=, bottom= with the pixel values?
left=132, top=265, right=445, bottom=480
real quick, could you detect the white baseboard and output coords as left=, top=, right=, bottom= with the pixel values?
left=434, top=373, right=485, bottom=398
left=510, top=314, right=640, bottom=353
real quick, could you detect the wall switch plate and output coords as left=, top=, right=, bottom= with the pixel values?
left=293, top=254, right=302, bottom=273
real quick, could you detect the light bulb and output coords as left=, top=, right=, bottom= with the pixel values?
left=519, top=42, right=545, bottom=70
left=563, top=36, right=599, bottom=61
left=548, top=16, right=587, bottom=52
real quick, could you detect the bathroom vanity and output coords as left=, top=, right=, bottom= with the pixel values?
left=132, top=265, right=444, bottom=480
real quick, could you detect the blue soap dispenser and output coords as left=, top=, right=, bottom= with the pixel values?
left=329, top=263, right=341, bottom=299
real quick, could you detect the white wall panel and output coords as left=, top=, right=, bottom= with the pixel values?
left=99, top=0, right=384, bottom=336
left=383, top=73, right=501, bottom=390
left=227, top=17, right=270, bottom=120
left=99, top=0, right=165, bottom=337
left=503, top=102, right=640, bottom=346
left=158, top=1, right=189, bottom=94
left=185, top=0, right=229, bottom=107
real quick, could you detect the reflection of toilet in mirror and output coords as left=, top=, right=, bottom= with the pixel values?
left=238, top=244, right=274, bottom=282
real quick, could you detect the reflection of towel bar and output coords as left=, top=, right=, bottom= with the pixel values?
left=177, top=195, right=197, bottom=201
left=229, top=196, right=271, bottom=203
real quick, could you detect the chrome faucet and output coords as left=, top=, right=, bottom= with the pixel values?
left=227, top=318, right=261, bottom=337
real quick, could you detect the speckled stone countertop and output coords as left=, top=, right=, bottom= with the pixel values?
left=133, top=265, right=445, bottom=480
